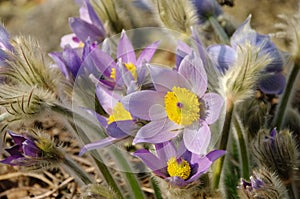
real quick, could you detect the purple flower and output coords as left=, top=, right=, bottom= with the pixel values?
left=0, top=131, right=63, bottom=168
left=207, top=16, right=286, bottom=94
left=134, top=141, right=225, bottom=187
left=122, top=50, right=224, bottom=154
left=67, top=0, right=106, bottom=46
left=49, top=39, right=96, bottom=80
left=191, top=0, right=223, bottom=24
left=81, top=30, right=159, bottom=91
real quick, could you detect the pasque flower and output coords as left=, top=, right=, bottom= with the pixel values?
left=134, top=141, right=225, bottom=187
left=1, top=130, right=64, bottom=169
left=81, top=30, right=159, bottom=91
left=207, top=15, right=286, bottom=95
left=122, top=50, right=224, bottom=154
left=79, top=30, right=159, bottom=154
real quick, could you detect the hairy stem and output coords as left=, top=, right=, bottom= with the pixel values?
left=212, top=99, right=234, bottom=189
left=271, top=63, right=300, bottom=129
left=208, top=16, right=230, bottom=44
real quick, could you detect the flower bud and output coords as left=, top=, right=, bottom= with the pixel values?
left=252, top=128, right=298, bottom=182
left=238, top=168, right=286, bottom=199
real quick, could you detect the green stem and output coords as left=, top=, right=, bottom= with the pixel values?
left=286, top=182, right=297, bottom=199
left=111, top=147, right=145, bottom=199
left=208, top=16, right=230, bottom=44
left=63, top=155, right=94, bottom=185
left=150, top=177, right=163, bottom=199
left=233, top=115, right=250, bottom=179
left=68, top=122, right=125, bottom=199
left=212, top=99, right=234, bottom=189
left=271, top=63, right=300, bottom=129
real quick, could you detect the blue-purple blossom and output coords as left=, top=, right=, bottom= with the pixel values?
left=134, top=141, right=225, bottom=187
left=207, top=16, right=286, bottom=95
left=121, top=50, right=224, bottom=154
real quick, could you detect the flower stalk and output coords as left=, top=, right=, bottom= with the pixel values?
left=233, top=114, right=250, bottom=180
left=212, top=98, right=234, bottom=189
left=271, top=63, right=300, bottom=129
left=208, top=16, right=229, bottom=44
left=62, top=155, right=94, bottom=185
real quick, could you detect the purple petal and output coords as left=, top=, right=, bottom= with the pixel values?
left=117, top=30, right=136, bottom=65
left=0, top=154, right=24, bottom=165
left=155, top=141, right=177, bottom=163
left=5, top=145, right=22, bottom=155
left=191, top=28, right=207, bottom=66
left=95, top=83, right=121, bottom=114
left=121, top=90, right=165, bottom=120
left=206, top=149, right=226, bottom=162
left=148, top=65, right=191, bottom=92
left=178, top=52, right=207, bottom=96
left=107, top=120, right=138, bottom=138
left=136, top=41, right=160, bottom=66
left=133, top=119, right=180, bottom=144
left=186, top=150, right=225, bottom=183
left=166, top=176, right=188, bottom=187
left=49, top=52, right=72, bottom=80
left=79, top=136, right=118, bottom=156
left=207, top=44, right=236, bottom=74
left=183, top=122, right=211, bottom=155
left=175, top=40, right=192, bottom=67
left=60, top=34, right=81, bottom=48
left=85, top=0, right=106, bottom=34
left=134, top=149, right=166, bottom=177
left=258, top=73, right=286, bottom=95
left=201, top=93, right=224, bottom=124
left=69, top=17, right=104, bottom=42
left=22, top=140, right=40, bottom=157
left=186, top=155, right=211, bottom=183
left=85, top=48, right=116, bottom=78
left=7, top=131, right=26, bottom=145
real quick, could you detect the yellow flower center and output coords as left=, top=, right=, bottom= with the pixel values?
left=107, top=102, right=133, bottom=124
left=167, top=157, right=191, bottom=180
left=164, top=87, right=200, bottom=126
left=124, top=62, right=138, bottom=80
left=110, top=68, right=116, bottom=80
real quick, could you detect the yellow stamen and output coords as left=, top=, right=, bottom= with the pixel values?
left=164, top=87, right=200, bottom=126
left=167, top=157, right=191, bottom=180
left=124, top=62, right=138, bottom=80
left=110, top=68, right=116, bottom=80
left=78, top=42, right=85, bottom=48
left=107, top=102, right=132, bottom=124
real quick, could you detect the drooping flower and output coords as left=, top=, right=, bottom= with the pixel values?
left=122, top=50, right=224, bottom=154
left=207, top=15, right=286, bottom=95
left=134, top=140, right=225, bottom=187
left=0, top=130, right=64, bottom=169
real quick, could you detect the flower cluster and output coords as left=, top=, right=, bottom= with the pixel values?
left=1, top=0, right=299, bottom=198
